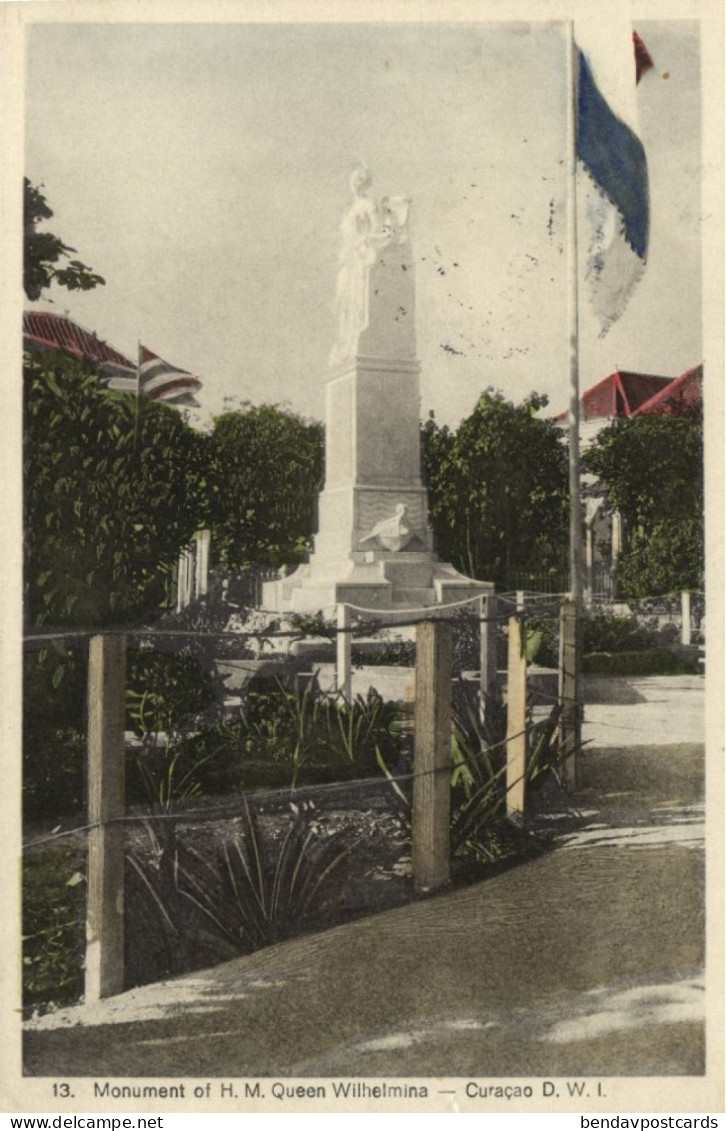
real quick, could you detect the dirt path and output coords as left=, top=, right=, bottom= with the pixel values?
left=23, top=741, right=704, bottom=1079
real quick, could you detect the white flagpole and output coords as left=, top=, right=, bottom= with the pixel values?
left=564, top=20, right=583, bottom=782
left=134, top=339, right=142, bottom=451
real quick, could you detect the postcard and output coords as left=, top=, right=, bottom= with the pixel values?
left=1, top=0, right=723, bottom=1118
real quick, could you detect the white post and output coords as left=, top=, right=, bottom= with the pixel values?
left=585, top=523, right=594, bottom=606
left=681, top=590, right=691, bottom=646
left=185, top=544, right=195, bottom=607
left=515, top=589, right=525, bottom=613
left=176, top=548, right=189, bottom=612
left=336, top=603, right=352, bottom=700
left=611, top=509, right=623, bottom=562
left=194, top=529, right=211, bottom=599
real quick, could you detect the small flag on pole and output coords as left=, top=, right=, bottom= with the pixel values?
left=99, top=359, right=137, bottom=394
left=576, top=19, right=653, bottom=333
left=138, top=345, right=203, bottom=406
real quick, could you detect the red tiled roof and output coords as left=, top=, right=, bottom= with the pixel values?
left=23, top=310, right=134, bottom=369
left=631, top=364, right=703, bottom=416
left=581, top=370, right=672, bottom=420
left=555, top=366, right=703, bottom=421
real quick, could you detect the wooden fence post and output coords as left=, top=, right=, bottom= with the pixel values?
left=559, top=597, right=580, bottom=790
left=85, top=633, right=126, bottom=1002
left=506, top=616, right=528, bottom=816
left=336, top=603, right=352, bottom=700
left=412, top=620, right=452, bottom=893
left=681, top=590, right=691, bottom=646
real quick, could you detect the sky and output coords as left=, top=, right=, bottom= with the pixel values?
left=24, top=19, right=701, bottom=429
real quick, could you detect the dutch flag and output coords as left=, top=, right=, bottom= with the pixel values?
left=576, top=22, right=654, bottom=334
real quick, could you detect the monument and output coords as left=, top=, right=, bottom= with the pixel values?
left=263, top=165, right=492, bottom=616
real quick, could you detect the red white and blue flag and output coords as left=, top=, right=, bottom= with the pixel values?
left=138, top=345, right=203, bottom=406
left=577, top=22, right=653, bottom=333
left=100, top=358, right=137, bottom=394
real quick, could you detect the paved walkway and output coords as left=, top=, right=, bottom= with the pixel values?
left=583, top=674, right=705, bottom=747
left=23, top=677, right=707, bottom=1079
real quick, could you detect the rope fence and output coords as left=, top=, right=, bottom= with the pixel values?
left=22, top=717, right=541, bottom=853
left=22, top=586, right=701, bottom=1009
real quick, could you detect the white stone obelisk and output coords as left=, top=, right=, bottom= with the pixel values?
left=264, top=166, right=491, bottom=616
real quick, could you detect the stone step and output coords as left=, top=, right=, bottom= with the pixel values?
left=379, top=561, right=438, bottom=588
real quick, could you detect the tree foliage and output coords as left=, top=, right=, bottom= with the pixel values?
left=24, top=179, right=105, bottom=302
left=422, top=390, right=569, bottom=587
left=24, top=350, right=211, bottom=627
left=208, top=404, right=324, bottom=570
left=583, top=414, right=704, bottom=597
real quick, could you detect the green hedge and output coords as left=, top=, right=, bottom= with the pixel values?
left=583, top=649, right=698, bottom=675
left=22, top=845, right=85, bottom=1011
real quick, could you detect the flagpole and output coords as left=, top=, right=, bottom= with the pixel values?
left=564, top=19, right=583, bottom=785
left=134, top=339, right=141, bottom=452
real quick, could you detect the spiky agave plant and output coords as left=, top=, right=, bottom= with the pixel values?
left=328, top=687, right=404, bottom=772
left=449, top=681, right=566, bottom=868
left=177, top=801, right=354, bottom=950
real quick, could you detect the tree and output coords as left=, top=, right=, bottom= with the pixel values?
left=208, top=404, right=324, bottom=569
left=422, top=390, right=569, bottom=588
left=583, top=413, right=704, bottom=597
left=24, top=350, right=211, bottom=627
left=24, top=178, right=105, bottom=301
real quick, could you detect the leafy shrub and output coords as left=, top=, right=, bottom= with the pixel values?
left=24, top=645, right=87, bottom=727
left=350, top=610, right=494, bottom=675
left=451, top=609, right=483, bottom=673
left=352, top=639, right=416, bottom=668
left=514, top=611, right=669, bottom=670
left=153, top=601, right=259, bottom=665
left=24, top=350, right=210, bottom=629
left=583, top=613, right=656, bottom=654
left=583, top=649, right=698, bottom=675
left=524, top=614, right=560, bottom=668
left=174, top=678, right=405, bottom=794
left=23, top=725, right=85, bottom=823
left=22, top=845, right=85, bottom=1011
left=614, top=520, right=703, bottom=600
left=230, top=676, right=403, bottom=784
left=287, top=611, right=336, bottom=640
left=23, top=645, right=88, bottom=822
left=126, top=648, right=216, bottom=740
left=23, top=645, right=218, bottom=823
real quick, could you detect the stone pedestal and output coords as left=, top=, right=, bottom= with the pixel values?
left=263, top=168, right=491, bottom=617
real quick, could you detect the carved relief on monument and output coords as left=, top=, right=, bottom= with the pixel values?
left=358, top=502, right=426, bottom=553
left=355, top=491, right=428, bottom=542
left=330, top=164, right=412, bottom=367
